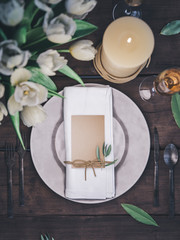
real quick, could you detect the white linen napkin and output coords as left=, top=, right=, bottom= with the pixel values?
left=64, top=86, right=115, bottom=199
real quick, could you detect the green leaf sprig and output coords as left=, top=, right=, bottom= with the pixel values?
left=96, top=143, right=117, bottom=167
left=41, top=234, right=54, bottom=240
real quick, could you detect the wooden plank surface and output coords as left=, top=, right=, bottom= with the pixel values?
left=0, top=0, right=180, bottom=239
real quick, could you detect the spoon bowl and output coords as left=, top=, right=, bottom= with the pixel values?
left=164, top=144, right=178, bottom=169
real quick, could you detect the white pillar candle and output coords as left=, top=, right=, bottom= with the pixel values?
left=101, top=17, right=154, bottom=78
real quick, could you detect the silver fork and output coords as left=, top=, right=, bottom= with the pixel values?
left=4, top=143, right=16, bottom=218
left=16, top=134, right=27, bottom=206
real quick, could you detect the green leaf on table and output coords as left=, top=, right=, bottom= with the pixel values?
left=121, top=204, right=159, bottom=227
left=96, top=146, right=100, bottom=161
left=8, top=85, right=25, bottom=150
left=58, top=65, right=85, bottom=86
left=161, top=20, right=180, bottom=35
left=26, top=67, right=57, bottom=91
left=171, top=93, right=180, bottom=128
left=0, top=27, right=7, bottom=40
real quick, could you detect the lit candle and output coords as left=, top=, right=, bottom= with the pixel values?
left=101, top=16, right=154, bottom=80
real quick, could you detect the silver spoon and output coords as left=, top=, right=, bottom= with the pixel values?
left=164, top=144, right=179, bottom=217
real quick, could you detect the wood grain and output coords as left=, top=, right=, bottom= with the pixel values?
left=0, top=0, right=180, bottom=239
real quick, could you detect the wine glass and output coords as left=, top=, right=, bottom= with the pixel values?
left=139, top=68, right=180, bottom=104
left=112, top=0, right=143, bottom=20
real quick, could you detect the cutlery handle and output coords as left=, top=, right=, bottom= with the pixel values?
left=169, top=169, right=175, bottom=217
left=19, top=157, right=24, bottom=206
left=154, top=162, right=159, bottom=206
left=7, top=169, right=13, bottom=218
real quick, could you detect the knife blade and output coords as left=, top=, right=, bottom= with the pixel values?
left=154, top=127, right=159, bottom=207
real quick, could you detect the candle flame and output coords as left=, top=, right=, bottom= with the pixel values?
left=127, top=37, right=132, bottom=43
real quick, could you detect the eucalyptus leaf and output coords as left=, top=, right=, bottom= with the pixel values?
left=161, top=20, right=180, bottom=35
left=171, top=93, right=180, bottom=128
left=26, top=67, right=57, bottom=91
left=105, top=159, right=117, bottom=167
left=8, top=85, right=25, bottom=150
left=58, top=65, right=85, bottom=86
left=102, top=142, right=105, bottom=156
left=105, top=145, right=112, bottom=157
left=121, top=204, right=159, bottom=227
left=96, top=146, right=100, bottom=161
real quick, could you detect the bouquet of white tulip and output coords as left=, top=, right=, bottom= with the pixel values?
left=0, top=0, right=97, bottom=147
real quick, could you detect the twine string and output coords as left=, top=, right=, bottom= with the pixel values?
left=64, top=159, right=112, bottom=180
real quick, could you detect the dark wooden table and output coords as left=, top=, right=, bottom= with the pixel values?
left=0, top=0, right=180, bottom=239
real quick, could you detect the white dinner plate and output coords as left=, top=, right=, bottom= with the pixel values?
left=30, top=84, right=150, bottom=204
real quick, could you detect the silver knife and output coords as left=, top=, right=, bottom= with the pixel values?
left=154, top=127, right=159, bottom=207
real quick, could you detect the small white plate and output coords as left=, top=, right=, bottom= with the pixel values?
left=30, top=84, right=150, bottom=204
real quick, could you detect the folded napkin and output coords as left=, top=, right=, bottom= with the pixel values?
left=64, top=86, right=115, bottom=199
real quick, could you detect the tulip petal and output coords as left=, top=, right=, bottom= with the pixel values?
left=7, top=94, right=23, bottom=115
left=0, top=83, right=5, bottom=98
left=11, top=68, right=32, bottom=86
left=21, top=105, right=47, bottom=127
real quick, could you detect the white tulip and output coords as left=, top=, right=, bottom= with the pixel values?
left=20, top=105, right=46, bottom=127
left=7, top=94, right=23, bottom=115
left=65, top=0, right=97, bottom=19
left=7, top=68, right=48, bottom=115
left=0, top=40, right=31, bottom=76
left=43, top=11, right=76, bottom=44
left=35, top=0, right=62, bottom=12
left=0, top=0, right=24, bottom=26
left=0, top=84, right=5, bottom=98
left=37, top=49, right=67, bottom=76
left=69, top=40, right=97, bottom=61
left=0, top=102, right=8, bottom=124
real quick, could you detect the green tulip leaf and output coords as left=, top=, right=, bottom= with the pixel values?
left=121, top=204, right=159, bottom=227
left=171, top=93, right=180, bottom=128
left=161, top=20, right=180, bottom=35
left=23, top=21, right=97, bottom=52
left=0, top=27, right=7, bottom=40
left=27, top=67, right=57, bottom=91
left=72, top=20, right=98, bottom=41
left=14, top=25, right=27, bottom=46
left=48, top=89, right=64, bottom=99
left=58, top=65, right=85, bottom=86
left=8, top=85, right=25, bottom=150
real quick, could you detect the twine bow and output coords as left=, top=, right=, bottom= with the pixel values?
left=64, top=159, right=112, bottom=181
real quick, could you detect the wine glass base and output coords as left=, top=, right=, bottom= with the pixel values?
left=112, top=0, right=142, bottom=20
left=139, top=75, right=160, bottom=104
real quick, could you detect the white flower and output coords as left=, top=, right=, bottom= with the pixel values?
left=0, top=102, right=8, bottom=124
left=35, top=0, right=62, bottom=12
left=69, top=40, right=97, bottom=61
left=0, top=0, right=24, bottom=26
left=7, top=68, right=48, bottom=115
left=37, top=49, right=68, bottom=76
left=20, top=105, right=46, bottom=127
left=0, top=83, right=5, bottom=98
left=43, top=11, right=76, bottom=44
left=65, top=0, right=97, bottom=19
left=0, top=40, right=31, bottom=76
